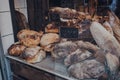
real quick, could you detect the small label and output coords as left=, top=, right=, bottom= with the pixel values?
left=60, top=27, right=78, bottom=38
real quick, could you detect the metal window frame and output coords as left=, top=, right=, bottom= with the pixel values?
left=0, top=34, right=13, bottom=80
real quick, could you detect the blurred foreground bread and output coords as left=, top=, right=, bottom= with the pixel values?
left=17, top=29, right=43, bottom=47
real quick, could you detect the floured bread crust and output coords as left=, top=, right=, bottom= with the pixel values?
left=21, top=46, right=46, bottom=63
left=40, top=33, right=59, bottom=46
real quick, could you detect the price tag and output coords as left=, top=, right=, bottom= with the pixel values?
left=60, top=27, right=78, bottom=38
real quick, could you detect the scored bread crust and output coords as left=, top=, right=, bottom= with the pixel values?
left=17, top=29, right=43, bottom=47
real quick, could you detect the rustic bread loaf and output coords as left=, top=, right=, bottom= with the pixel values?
left=8, top=42, right=26, bottom=56
left=17, top=29, right=43, bottom=47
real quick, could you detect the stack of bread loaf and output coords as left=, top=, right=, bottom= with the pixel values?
left=8, top=7, right=120, bottom=79
left=8, top=29, right=60, bottom=63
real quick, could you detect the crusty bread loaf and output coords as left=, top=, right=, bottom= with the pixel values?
left=40, top=33, right=59, bottom=46
left=21, top=46, right=46, bottom=63
left=64, top=49, right=92, bottom=67
left=22, top=46, right=41, bottom=59
left=26, top=50, right=46, bottom=64
left=90, top=22, right=120, bottom=57
left=50, top=7, right=79, bottom=19
left=52, top=41, right=78, bottom=59
left=68, top=60, right=105, bottom=79
left=45, top=23, right=59, bottom=33
left=8, top=42, right=26, bottom=56
left=17, top=29, right=43, bottom=47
